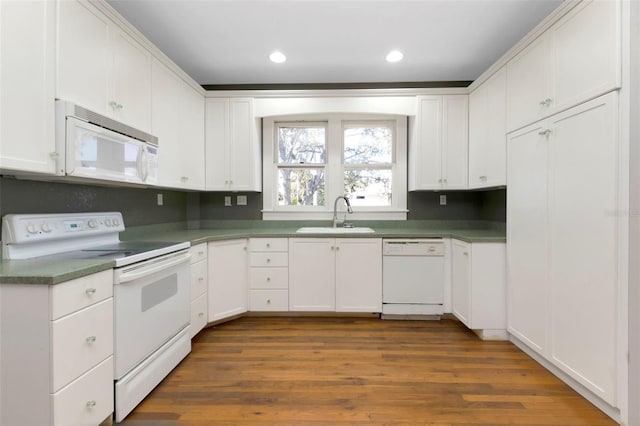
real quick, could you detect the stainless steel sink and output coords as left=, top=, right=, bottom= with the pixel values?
left=295, top=227, right=376, bottom=234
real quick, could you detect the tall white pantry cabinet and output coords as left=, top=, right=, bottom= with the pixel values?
left=507, top=93, right=619, bottom=405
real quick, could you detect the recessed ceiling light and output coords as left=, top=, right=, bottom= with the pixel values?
left=269, top=51, right=287, bottom=63
left=386, top=50, right=404, bottom=63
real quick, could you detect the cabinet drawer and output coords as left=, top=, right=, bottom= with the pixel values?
left=249, top=267, right=288, bottom=289
left=52, top=356, right=114, bottom=426
left=51, top=298, right=114, bottom=392
left=249, top=290, right=288, bottom=311
left=249, top=252, right=288, bottom=267
left=249, top=238, right=288, bottom=252
left=190, top=260, right=207, bottom=300
left=190, top=243, right=208, bottom=264
left=189, top=293, right=208, bottom=338
left=50, top=269, right=113, bottom=320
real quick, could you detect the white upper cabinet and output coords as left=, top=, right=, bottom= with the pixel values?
left=468, top=67, right=507, bottom=189
left=409, top=95, right=468, bottom=191
left=57, top=0, right=151, bottom=133
left=506, top=0, right=620, bottom=132
left=0, top=0, right=56, bottom=174
left=205, top=98, right=261, bottom=191
left=152, top=59, right=205, bottom=190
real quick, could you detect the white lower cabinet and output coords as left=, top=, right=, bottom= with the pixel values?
left=451, top=239, right=506, bottom=339
left=0, top=270, right=114, bottom=426
left=289, top=238, right=382, bottom=312
left=189, top=243, right=208, bottom=338
left=507, top=92, right=618, bottom=405
left=249, top=238, right=289, bottom=311
left=208, top=239, right=248, bottom=322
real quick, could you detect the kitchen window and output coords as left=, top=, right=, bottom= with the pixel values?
left=263, top=114, right=407, bottom=220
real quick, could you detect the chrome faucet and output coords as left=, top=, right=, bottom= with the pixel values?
left=332, top=195, right=353, bottom=228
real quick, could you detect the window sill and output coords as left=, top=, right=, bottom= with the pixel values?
left=262, top=210, right=408, bottom=221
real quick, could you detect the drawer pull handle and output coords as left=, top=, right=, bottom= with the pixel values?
left=86, top=400, right=97, bottom=409
left=267, top=277, right=271, bottom=282
left=198, top=312, right=205, bottom=317
left=198, top=251, right=204, bottom=256
left=267, top=299, right=271, bottom=304
left=198, top=277, right=204, bottom=282
left=266, top=258, right=271, bottom=263
left=266, top=243, right=271, bottom=248
left=86, top=336, right=97, bottom=344
left=85, top=288, right=96, bottom=296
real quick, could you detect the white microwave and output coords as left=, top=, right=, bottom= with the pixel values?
left=55, top=101, right=158, bottom=185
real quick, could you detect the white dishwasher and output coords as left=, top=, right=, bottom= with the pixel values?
left=382, top=239, right=445, bottom=318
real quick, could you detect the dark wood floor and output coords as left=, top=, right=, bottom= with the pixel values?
left=119, top=316, right=616, bottom=425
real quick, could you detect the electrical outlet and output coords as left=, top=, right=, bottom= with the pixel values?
left=157, top=193, right=163, bottom=206
left=440, top=195, right=447, bottom=205
left=224, top=196, right=232, bottom=206
left=237, top=195, right=247, bottom=206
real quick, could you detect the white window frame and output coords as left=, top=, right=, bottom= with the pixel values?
left=263, top=113, right=407, bottom=221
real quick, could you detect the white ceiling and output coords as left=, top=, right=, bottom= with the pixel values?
left=107, top=0, right=563, bottom=87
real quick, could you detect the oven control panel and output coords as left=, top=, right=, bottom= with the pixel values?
left=2, top=212, right=125, bottom=246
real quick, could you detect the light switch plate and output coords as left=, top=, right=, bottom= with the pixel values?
left=440, top=195, right=447, bottom=205
left=237, top=195, right=247, bottom=206
left=157, top=193, right=163, bottom=206
left=224, top=196, right=232, bottom=206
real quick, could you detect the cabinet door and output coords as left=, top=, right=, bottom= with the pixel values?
left=152, top=59, right=205, bottom=190
left=451, top=239, right=471, bottom=327
left=205, top=98, right=230, bottom=190
left=208, top=239, right=248, bottom=322
left=289, top=239, right=335, bottom=311
left=0, top=0, right=56, bottom=174
left=506, top=121, right=548, bottom=355
left=409, top=96, right=442, bottom=190
left=506, top=35, right=552, bottom=132
left=110, top=28, right=151, bottom=132
left=57, top=0, right=110, bottom=115
left=335, top=238, right=382, bottom=313
left=229, top=98, right=261, bottom=191
left=551, top=0, right=620, bottom=114
left=547, top=93, right=618, bottom=404
left=469, top=68, right=506, bottom=189
left=441, top=95, right=468, bottom=189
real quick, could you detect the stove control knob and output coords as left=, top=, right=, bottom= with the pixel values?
left=27, top=224, right=38, bottom=234
left=113, top=218, right=120, bottom=227
left=105, top=219, right=112, bottom=227
left=41, top=223, right=52, bottom=233
left=88, top=219, right=98, bottom=229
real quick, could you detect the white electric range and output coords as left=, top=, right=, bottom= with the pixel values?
left=1, top=212, right=192, bottom=422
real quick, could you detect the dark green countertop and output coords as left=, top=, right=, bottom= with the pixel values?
left=1, top=220, right=505, bottom=285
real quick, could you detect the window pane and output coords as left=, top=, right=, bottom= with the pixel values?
left=344, top=169, right=392, bottom=206
left=344, top=126, right=392, bottom=165
left=278, top=126, right=326, bottom=164
left=278, top=168, right=325, bottom=206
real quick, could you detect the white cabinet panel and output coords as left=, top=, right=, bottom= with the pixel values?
left=205, top=98, right=261, bottom=191
left=288, top=238, right=336, bottom=311
left=153, top=58, right=205, bottom=190
left=190, top=260, right=207, bottom=300
left=57, top=0, right=152, bottom=133
left=451, top=240, right=471, bottom=327
left=249, top=290, right=289, bottom=311
left=506, top=92, right=619, bottom=405
left=249, top=267, right=289, bottom=290
left=468, top=67, right=507, bottom=188
left=506, top=0, right=620, bottom=132
left=189, top=293, right=207, bottom=338
left=50, top=269, right=113, bottom=320
left=409, top=95, right=468, bottom=190
left=0, top=0, right=56, bottom=174
left=249, top=252, right=288, bottom=268
left=335, top=238, right=382, bottom=313
left=208, top=239, right=248, bottom=322
left=507, top=123, right=548, bottom=354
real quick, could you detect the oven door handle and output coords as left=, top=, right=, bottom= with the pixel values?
left=115, top=252, right=191, bottom=284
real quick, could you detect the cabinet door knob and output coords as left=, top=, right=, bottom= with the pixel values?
left=86, top=336, right=97, bottom=344
left=85, top=288, right=96, bottom=296
left=538, top=129, right=552, bottom=137
left=86, top=400, right=97, bottom=409
left=198, top=277, right=204, bottom=282
left=539, top=98, right=553, bottom=107
left=463, top=251, right=469, bottom=256
left=266, top=277, right=271, bottom=282
left=267, top=299, right=271, bottom=304
left=198, top=312, right=205, bottom=317
left=266, top=258, right=271, bottom=263
left=266, top=243, right=270, bottom=248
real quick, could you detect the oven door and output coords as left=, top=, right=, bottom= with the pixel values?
left=113, top=249, right=191, bottom=379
